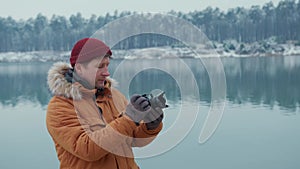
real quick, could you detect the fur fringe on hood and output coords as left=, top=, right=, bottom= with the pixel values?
left=47, top=62, right=117, bottom=100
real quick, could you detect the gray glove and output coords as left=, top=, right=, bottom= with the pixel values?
left=125, top=94, right=151, bottom=123
left=143, top=91, right=166, bottom=130
left=145, top=107, right=164, bottom=130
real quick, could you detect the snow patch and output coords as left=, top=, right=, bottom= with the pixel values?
left=0, top=42, right=300, bottom=63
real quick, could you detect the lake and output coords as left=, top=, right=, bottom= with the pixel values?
left=0, top=56, right=300, bottom=169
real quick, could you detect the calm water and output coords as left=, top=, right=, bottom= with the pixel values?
left=0, top=56, right=300, bottom=169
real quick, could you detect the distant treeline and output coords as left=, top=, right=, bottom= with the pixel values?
left=0, top=0, right=300, bottom=52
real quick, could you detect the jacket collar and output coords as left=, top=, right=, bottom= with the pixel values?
left=47, top=62, right=115, bottom=100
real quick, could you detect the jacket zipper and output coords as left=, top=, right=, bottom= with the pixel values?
left=97, top=106, right=106, bottom=125
left=115, top=156, right=120, bottom=169
left=93, top=97, right=107, bottom=125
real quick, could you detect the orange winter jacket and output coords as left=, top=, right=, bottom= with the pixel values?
left=46, top=62, right=162, bottom=169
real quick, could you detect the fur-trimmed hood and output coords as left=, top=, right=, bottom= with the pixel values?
left=47, top=62, right=116, bottom=100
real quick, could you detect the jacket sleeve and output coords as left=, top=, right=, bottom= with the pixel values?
left=131, top=122, right=163, bottom=147
left=46, top=96, right=138, bottom=161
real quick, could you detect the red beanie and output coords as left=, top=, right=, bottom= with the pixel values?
left=70, top=38, right=112, bottom=67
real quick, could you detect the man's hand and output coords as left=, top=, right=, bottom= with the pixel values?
left=144, top=107, right=164, bottom=130
left=125, top=94, right=151, bottom=123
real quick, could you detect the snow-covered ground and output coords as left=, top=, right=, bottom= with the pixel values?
left=213, top=39, right=300, bottom=57
left=0, top=42, right=299, bottom=63
left=0, top=51, right=70, bottom=63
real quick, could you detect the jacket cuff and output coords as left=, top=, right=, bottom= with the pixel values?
left=141, top=122, right=163, bottom=135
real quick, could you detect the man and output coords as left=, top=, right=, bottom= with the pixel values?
left=46, top=38, right=164, bottom=169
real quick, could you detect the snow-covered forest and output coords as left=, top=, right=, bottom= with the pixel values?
left=0, top=0, right=299, bottom=56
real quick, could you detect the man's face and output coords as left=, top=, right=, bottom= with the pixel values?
left=75, top=57, right=110, bottom=88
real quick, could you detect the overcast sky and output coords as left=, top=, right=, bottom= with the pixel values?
left=0, top=0, right=281, bottom=20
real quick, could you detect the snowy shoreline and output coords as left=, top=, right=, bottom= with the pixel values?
left=0, top=42, right=299, bottom=63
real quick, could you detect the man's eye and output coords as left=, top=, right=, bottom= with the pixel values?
left=98, top=64, right=109, bottom=68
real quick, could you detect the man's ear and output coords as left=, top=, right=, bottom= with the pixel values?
left=74, top=63, right=83, bottom=75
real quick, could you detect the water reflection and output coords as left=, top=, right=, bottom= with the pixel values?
left=0, top=56, right=300, bottom=112
left=0, top=62, right=52, bottom=107
left=221, top=56, right=300, bottom=111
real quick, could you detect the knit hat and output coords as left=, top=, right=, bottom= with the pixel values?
left=70, top=38, right=112, bottom=67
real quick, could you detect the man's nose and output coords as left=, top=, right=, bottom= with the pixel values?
left=102, top=68, right=110, bottom=77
